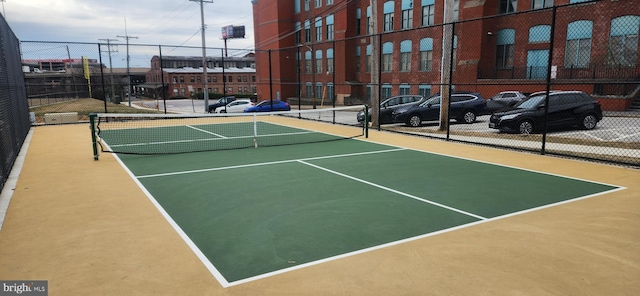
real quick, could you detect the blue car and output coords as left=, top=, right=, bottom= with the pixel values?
left=244, top=100, right=291, bottom=112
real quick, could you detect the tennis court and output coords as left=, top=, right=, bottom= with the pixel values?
left=93, top=109, right=622, bottom=287
left=1, top=120, right=638, bottom=295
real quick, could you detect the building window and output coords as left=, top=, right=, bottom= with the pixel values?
left=295, top=0, right=301, bottom=14
left=326, top=0, right=333, bottom=4
left=366, top=45, right=372, bottom=73
left=305, top=51, right=312, bottom=74
left=252, top=76, right=256, bottom=82
left=306, top=82, right=312, bottom=98
left=356, top=8, right=362, bottom=36
left=532, top=0, right=553, bottom=9
left=381, top=84, right=392, bottom=100
left=179, top=76, right=184, bottom=83
left=401, top=0, right=413, bottom=30
left=565, top=20, right=593, bottom=68
left=213, top=76, right=217, bottom=82
left=355, top=46, right=361, bottom=72
left=607, top=15, right=639, bottom=67
left=197, top=76, right=201, bottom=83
left=326, top=15, right=334, bottom=40
left=422, top=0, right=435, bottom=27
left=305, top=20, right=311, bottom=43
left=327, top=83, right=334, bottom=101
left=496, top=29, right=515, bottom=69
left=366, top=6, right=371, bottom=35
left=529, top=25, right=551, bottom=43
left=383, top=1, right=395, bottom=32
left=315, top=0, right=321, bottom=8
left=207, top=76, right=211, bottom=83
left=315, top=50, right=323, bottom=74
left=243, top=75, right=248, bottom=82
left=316, top=83, right=323, bottom=100
left=237, top=76, right=242, bottom=82
left=382, top=42, right=393, bottom=72
left=173, top=77, right=178, bottom=83
left=399, top=40, right=412, bottom=72
left=295, top=22, right=301, bottom=44
left=228, top=75, right=233, bottom=82
left=419, top=37, right=433, bottom=71
left=499, top=0, right=517, bottom=14
left=419, top=84, right=431, bottom=98
left=315, top=17, right=323, bottom=41
left=304, top=0, right=310, bottom=11
left=326, top=48, right=334, bottom=73
left=399, top=84, right=411, bottom=95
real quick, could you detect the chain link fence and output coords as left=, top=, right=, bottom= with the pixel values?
left=0, top=15, right=30, bottom=192
left=15, top=2, right=640, bottom=168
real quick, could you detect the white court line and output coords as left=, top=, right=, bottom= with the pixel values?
left=297, top=160, right=488, bottom=221
left=136, top=148, right=406, bottom=179
left=187, top=125, right=227, bottom=138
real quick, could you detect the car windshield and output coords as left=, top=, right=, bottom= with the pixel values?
left=516, top=95, right=545, bottom=109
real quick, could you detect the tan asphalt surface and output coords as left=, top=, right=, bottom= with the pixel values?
left=0, top=123, right=638, bottom=295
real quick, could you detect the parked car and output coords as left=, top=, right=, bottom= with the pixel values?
left=392, top=92, right=488, bottom=127
left=486, top=91, right=527, bottom=113
left=244, top=100, right=291, bottom=112
left=214, top=99, right=254, bottom=113
left=488, top=91, right=603, bottom=134
left=207, top=96, right=236, bottom=113
left=357, top=94, right=425, bottom=124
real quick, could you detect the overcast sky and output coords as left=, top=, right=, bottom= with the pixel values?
left=4, top=0, right=256, bottom=67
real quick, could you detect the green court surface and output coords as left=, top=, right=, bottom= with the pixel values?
left=113, top=138, right=621, bottom=286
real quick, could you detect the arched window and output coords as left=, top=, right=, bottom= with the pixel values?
left=529, top=25, right=551, bottom=43
left=608, top=15, right=639, bottom=67
left=565, top=20, right=593, bottom=68
left=496, top=29, right=515, bottom=68
left=419, top=37, right=433, bottom=71
left=382, top=42, right=394, bottom=72
left=399, top=40, right=412, bottom=72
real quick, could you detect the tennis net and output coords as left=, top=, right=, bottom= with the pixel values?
left=89, top=105, right=367, bottom=159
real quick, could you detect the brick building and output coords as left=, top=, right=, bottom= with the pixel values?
left=143, top=55, right=257, bottom=99
left=252, top=0, right=640, bottom=110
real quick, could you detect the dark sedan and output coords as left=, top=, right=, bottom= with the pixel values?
left=489, top=91, right=603, bottom=134
left=244, top=100, right=291, bottom=112
left=392, top=92, right=488, bottom=127
left=357, top=94, right=425, bottom=124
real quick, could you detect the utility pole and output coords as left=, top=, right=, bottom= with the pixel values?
left=370, top=0, right=380, bottom=128
left=117, top=19, right=138, bottom=107
left=439, top=0, right=454, bottom=131
left=99, top=38, right=119, bottom=103
left=190, top=0, right=214, bottom=113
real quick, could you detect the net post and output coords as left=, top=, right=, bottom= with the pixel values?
left=89, top=113, right=99, bottom=160
left=253, top=114, right=258, bottom=148
left=365, top=105, right=369, bottom=138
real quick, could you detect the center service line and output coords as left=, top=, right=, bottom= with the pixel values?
left=297, top=160, right=488, bottom=221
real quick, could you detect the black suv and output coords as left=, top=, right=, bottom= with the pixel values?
left=489, top=91, right=603, bottom=134
left=207, top=96, right=236, bottom=113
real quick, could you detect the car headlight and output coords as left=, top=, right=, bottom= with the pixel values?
left=500, top=114, right=519, bottom=120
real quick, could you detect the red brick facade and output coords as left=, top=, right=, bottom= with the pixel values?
left=252, top=0, right=640, bottom=110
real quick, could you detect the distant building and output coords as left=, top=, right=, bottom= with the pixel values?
left=142, top=55, right=257, bottom=99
